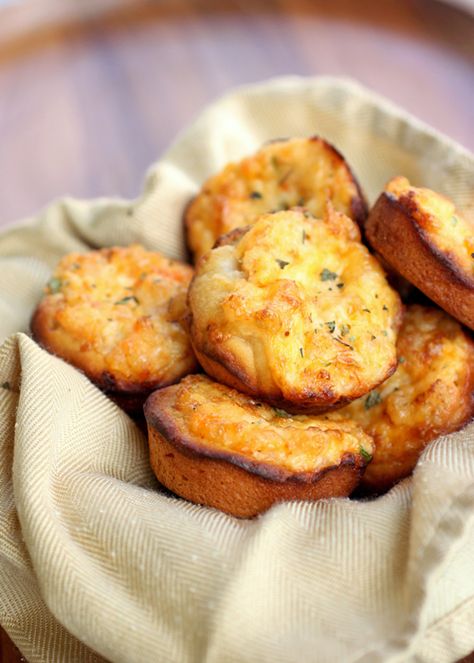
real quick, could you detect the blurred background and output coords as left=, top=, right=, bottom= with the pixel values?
left=0, top=1, right=472, bottom=661
left=0, top=0, right=472, bottom=228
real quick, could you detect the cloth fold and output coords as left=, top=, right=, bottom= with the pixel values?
left=0, top=76, right=473, bottom=663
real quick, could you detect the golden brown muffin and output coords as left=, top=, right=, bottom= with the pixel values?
left=185, top=136, right=367, bottom=261
left=31, top=245, right=198, bottom=413
left=332, top=305, right=474, bottom=492
left=188, top=208, right=402, bottom=413
left=365, top=176, right=474, bottom=330
left=144, top=374, right=374, bottom=518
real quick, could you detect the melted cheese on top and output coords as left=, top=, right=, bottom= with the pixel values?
left=186, top=137, right=365, bottom=260
left=36, top=245, right=196, bottom=386
left=190, top=208, right=402, bottom=405
left=172, top=375, right=373, bottom=473
left=332, top=305, right=474, bottom=488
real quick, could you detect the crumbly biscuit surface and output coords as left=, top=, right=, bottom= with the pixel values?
left=151, top=374, right=374, bottom=474
left=32, top=245, right=197, bottom=391
left=186, top=137, right=366, bottom=260
left=333, top=305, right=474, bottom=490
left=189, top=208, right=402, bottom=410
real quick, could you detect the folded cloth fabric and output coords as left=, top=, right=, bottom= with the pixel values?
left=0, top=76, right=473, bottom=663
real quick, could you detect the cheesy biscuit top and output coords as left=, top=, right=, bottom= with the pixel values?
left=386, top=176, right=474, bottom=278
left=334, top=305, right=474, bottom=491
left=189, top=208, right=402, bottom=412
left=185, top=136, right=367, bottom=261
left=31, top=245, right=197, bottom=395
left=146, top=374, right=374, bottom=477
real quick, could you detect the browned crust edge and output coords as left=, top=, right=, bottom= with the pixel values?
left=144, top=386, right=368, bottom=517
left=30, top=308, right=195, bottom=414
left=213, top=225, right=250, bottom=248
left=365, top=193, right=474, bottom=330
left=309, top=136, right=368, bottom=227
left=182, top=195, right=198, bottom=263
left=190, top=337, right=398, bottom=415
left=144, top=385, right=368, bottom=484
left=148, top=427, right=364, bottom=518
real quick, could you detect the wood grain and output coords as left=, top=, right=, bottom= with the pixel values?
left=0, top=0, right=473, bottom=661
left=0, top=0, right=472, bottom=228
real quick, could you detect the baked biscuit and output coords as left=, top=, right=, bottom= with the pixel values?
left=188, top=208, right=402, bottom=413
left=31, top=245, right=198, bottom=413
left=144, top=374, right=374, bottom=518
left=185, top=136, right=367, bottom=261
left=333, top=305, right=474, bottom=492
left=366, top=176, right=474, bottom=330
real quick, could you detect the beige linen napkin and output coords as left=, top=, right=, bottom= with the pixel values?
left=1, top=76, right=474, bottom=663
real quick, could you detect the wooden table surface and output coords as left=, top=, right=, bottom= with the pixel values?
left=0, top=0, right=473, bottom=661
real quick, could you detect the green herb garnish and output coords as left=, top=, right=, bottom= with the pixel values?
left=274, top=408, right=292, bottom=418
left=115, top=295, right=139, bottom=305
left=320, top=268, right=337, bottom=282
left=340, top=324, right=350, bottom=336
left=335, top=338, right=353, bottom=349
left=337, top=283, right=344, bottom=289
left=325, top=321, right=336, bottom=333
left=360, top=446, right=373, bottom=462
left=299, top=347, right=304, bottom=358
left=1, top=381, right=11, bottom=390
left=364, top=391, right=381, bottom=410
left=47, top=277, right=62, bottom=294
left=398, top=356, right=406, bottom=364
left=382, top=305, right=388, bottom=311
left=363, top=308, right=371, bottom=313
left=276, top=259, right=290, bottom=269
left=250, top=191, right=262, bottom=199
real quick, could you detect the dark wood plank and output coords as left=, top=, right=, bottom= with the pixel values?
left=0, top=627, right=24, bottom=662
